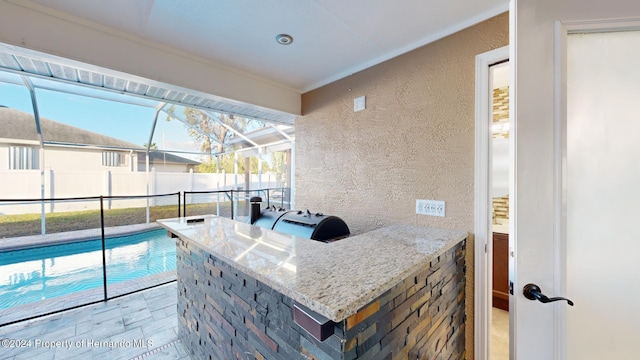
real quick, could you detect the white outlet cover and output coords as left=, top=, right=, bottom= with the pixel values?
left=416, top=199, right=445, bottom=217
left=354, top=96, right=366, bottom=112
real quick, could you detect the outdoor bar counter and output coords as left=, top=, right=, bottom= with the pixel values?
left=157, top=215, right=467, bottom=360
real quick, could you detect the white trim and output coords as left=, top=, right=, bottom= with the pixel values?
left=0, top=138, right=40, bottom=146
left=507, top=3, right=518, bottom=357
left=290, top=140, right=296, bottom=209
left=563, top=17, right=640, bottom=32
left=553, top=20, right=568, bottom=360
left=474, top=45, right=509, bottom=360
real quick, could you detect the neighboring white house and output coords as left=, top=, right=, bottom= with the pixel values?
left=0, top=106, right=199, bottom=174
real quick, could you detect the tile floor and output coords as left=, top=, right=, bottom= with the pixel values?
left=491, top=307, right=509, bottom=360
left=0, top=282, right=188, bottom=360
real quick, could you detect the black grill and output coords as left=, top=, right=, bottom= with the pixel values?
left=249, top=197, right=350, bottom=242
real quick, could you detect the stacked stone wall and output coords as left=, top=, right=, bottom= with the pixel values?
left=176, top=238, right=465, bottom=359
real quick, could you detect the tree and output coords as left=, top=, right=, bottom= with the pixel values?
left=195, top=154, right=271, bottom=174
left=270, top=151, right=290, bottom=187
left=143, top=142, right=158, bottom=150
left=165, top=106, right=265, bottom=174
left=166, top=106, right=231, bottom=162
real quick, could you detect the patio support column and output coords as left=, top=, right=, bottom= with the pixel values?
left=216, top=155, right=221, bottom=215
left=258, top=149, right=263, bottom=191
left=285, top=148, right=292, bottom=209
left=234, top=152, right=239, bottom=219
left=21, top=76, right=46, bottom=234
left=145, top=102, right=166, bottom=223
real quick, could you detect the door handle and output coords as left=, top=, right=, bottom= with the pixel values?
left=523, top=283, right=574, bottom=306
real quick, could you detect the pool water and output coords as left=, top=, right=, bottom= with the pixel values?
left=0, top=228, right=176, bottom=309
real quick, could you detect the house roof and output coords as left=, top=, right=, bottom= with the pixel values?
left=139, top=152, right=200, bottom=166
left=0, top=106, right=199, bottom=165
left=0, top=106, right=140, bottom=148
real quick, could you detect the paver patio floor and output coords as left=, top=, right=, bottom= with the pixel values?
left=0, top=282, right=188, bottom=360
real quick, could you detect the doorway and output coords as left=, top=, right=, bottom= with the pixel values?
left=489, top=60, right=510, bottom=360
left=474, top=45, right=509, bottom=360
left=489, top=60, right=509, bottom=360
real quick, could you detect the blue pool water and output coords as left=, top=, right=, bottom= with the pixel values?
left=0, top=228, right=176, bottom=309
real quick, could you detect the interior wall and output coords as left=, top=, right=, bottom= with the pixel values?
left=297, top=13, right=509, bottom=360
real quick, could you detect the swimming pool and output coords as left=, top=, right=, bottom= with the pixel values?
left=0, top=228, right=176, bottom=309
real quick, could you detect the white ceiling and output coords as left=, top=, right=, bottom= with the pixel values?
left=26, top=0, right=508, bottom=93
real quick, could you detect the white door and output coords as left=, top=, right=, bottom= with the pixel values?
left=512, top=0, right=640, bottom=359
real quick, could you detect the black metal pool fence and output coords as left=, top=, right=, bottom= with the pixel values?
left=0, top=187, right=290, bottom=237
left=0, top=187, right=289, bottom=327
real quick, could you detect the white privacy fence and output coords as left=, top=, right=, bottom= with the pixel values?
left=0, top=169, right=284, bottom=215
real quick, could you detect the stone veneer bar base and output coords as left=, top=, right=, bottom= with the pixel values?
left=177, top=237, right=466, bottom=360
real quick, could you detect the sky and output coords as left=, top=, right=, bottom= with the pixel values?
left=0, top=78, right=202, bottom=157
left=0, top=71, right=290, bottom=166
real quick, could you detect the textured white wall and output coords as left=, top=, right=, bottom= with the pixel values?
left=298, top=14, right=509, bottom=234
left=297, top=14, right=509, bottom=360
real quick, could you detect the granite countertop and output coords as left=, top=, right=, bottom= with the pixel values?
left=157, top=215, right=467, bottom=322
left=492, top=219, right=509, bottom=234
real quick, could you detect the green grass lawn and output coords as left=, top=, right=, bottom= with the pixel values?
left=0, top=202, right=247, bottom=239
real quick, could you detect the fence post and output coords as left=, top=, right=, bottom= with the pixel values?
left=45, top=167, right=54, bottom=213
left=104, top=170, right=112, bottom=209
left=217, top=170, right=221, bottom=216
left=265, top=188, right=269, bottom=207
left=189, top=168, right=194, bottom=192
left=258, top=156, right=263, bottom=190
left=153, top=167, right=158, bottom=222
left=146, top=167, right=156, bottom=224
left=178, top=192, right=181, bottom=218
left=100, top=196, right=108, bottom=301
left=230, top=190, right=234, bottom=220
left=182, top=192, right=186, bottom=217
left=151, top=167, right=157, bottom=204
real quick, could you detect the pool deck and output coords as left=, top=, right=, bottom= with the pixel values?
left=0, top=282, right=188, bottom=360
left=0, top=223, right=163, bottom=251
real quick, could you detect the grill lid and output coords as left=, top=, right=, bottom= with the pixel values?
left=249, top=198, right=350, bottom=242
left=274, top=210, right=350, bottom=242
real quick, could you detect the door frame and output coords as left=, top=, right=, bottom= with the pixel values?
left=475, top=7, right=640, bottom=358
left=474, top=45, right=509, bottom=360
left=474, top=20, right=640, bottom=360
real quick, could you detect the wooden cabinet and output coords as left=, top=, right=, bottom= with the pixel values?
left=492, top=232, right=509, bottom=311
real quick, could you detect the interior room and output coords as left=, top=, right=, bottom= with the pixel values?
left=490, top=61, right=509, bottom=360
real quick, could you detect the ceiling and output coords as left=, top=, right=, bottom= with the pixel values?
left=0, top=0, right=508, bottom=125
left=24, top=0, right=507, bottom=93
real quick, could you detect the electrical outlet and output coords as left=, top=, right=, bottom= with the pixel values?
left=416, top=199, right=446, bottom=217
